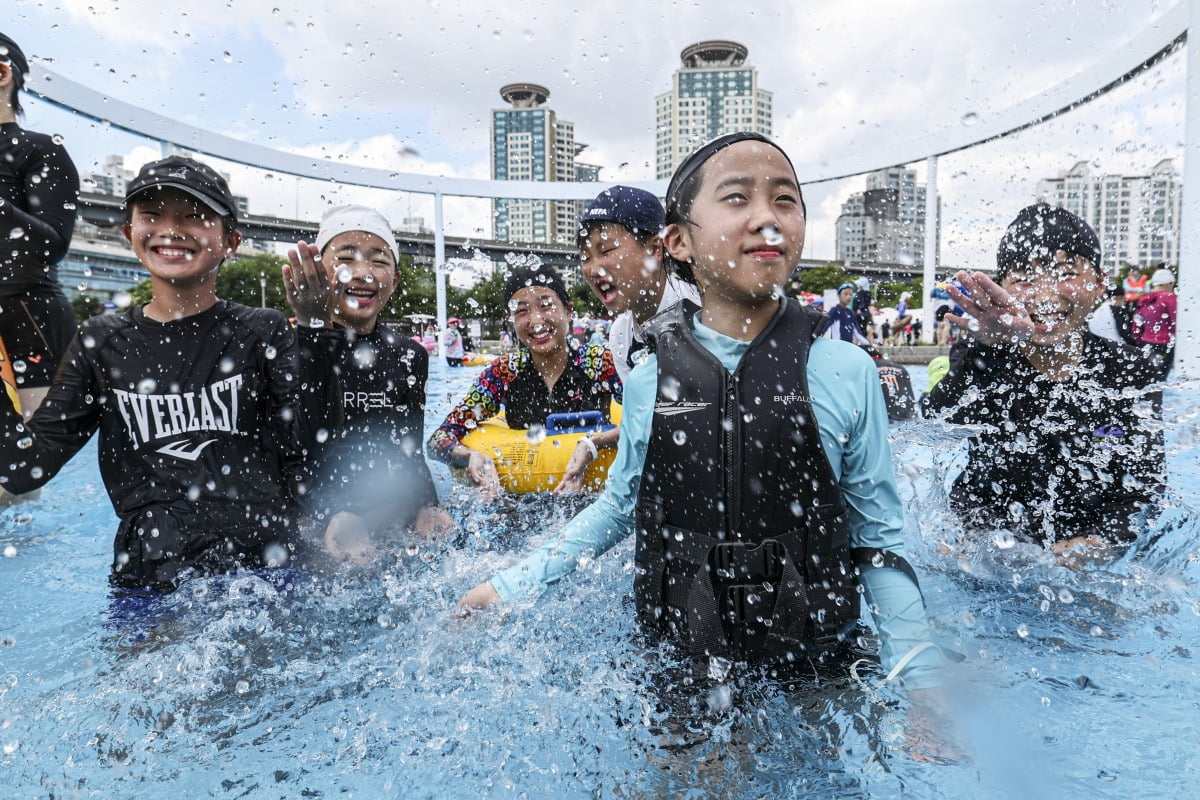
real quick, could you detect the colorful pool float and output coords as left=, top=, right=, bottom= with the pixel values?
left=460, top=404, right=623, bottom=494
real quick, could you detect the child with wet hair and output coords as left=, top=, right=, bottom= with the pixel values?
left=923, top=204, right=1165, bottom=563
left=460, top=132, right=954, bottom=760
left=0, top=156, right=333, bottom=590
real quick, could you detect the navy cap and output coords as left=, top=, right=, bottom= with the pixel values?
left=0, top=33, right=28, bottom=87
left=996, top=203, right=1101, bottom=280
left=580, top=185, right=665, bottom=237
left=125, top=155, right=239, bottom=223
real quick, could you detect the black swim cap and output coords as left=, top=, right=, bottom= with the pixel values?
left=996, top=203, right=1102, bottom=280
left=504, top=262, right=571, bottom=308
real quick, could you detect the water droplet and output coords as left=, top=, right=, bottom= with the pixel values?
left=336, top=266, right=352, bottom=284
left=525, top=425, right=546, bottom=445
left=992, top=530, right=1015, bottom=549
left=1016, top=623, right=1030, bottom=638
left=11, top=360, right=26, bottom=374
left=136, top=378, right=157, bottom=394
left=672, top=430, right=687, bottom=446
left=967, top=318, right=981, bottom=332
left=264, top=345, right=277, bottom=360
left=219, top=357, right=235, bottom=374
left=762, top=225, right=783, bottom=246
left=263, top=542, right=290, bottom=567
left=235, top=679, right=250, bottom=694
left=15, top=436, right=32, bottom=450
left=2, top=545, right=15, bottom=558
left=222, top=51, right=233, bottom=63
left=8, top=226, right=25, bottom=240
left=961, top=112, right=979, bottom=126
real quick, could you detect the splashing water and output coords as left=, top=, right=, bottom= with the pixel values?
left=0, top=361, right=1197, bottom=798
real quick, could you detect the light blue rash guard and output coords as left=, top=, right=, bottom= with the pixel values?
left=491, top=314, right=942, bottom=689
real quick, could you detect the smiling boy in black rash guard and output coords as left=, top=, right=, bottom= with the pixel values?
left=922, top=204, right=1165, bottom=565
left=0, top=155, right=333, bottom=590
left=284, top=205, right=452, bottom=564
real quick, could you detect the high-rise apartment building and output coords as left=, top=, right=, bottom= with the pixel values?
left=1035, top=160, right=1181, bottom=273
left=491, top=83, right=590, bottom=244
left=654, top=41, right=773, bottom=180
left=835, top=167, right=937, bottom=266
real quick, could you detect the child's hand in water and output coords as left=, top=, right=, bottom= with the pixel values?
left=322, top=512, right=375, bottom=565
left=904, top=688, right=970, bottom=765
left=465, top=450, right=501, bottom=497
left=412, top=506, right=454, bottom=540
left=283, top=240, right=336, bottom=327
left=456, top=581, right=500, bottom=615
left=552, top=439, right=595, bottom=495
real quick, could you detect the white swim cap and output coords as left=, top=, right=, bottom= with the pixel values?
left=1150, top=268, right=1175, bottom=287
left=316, top=205, right=399, bottom=264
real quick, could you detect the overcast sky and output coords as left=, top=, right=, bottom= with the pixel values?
left=5, top=0, right=1187, bottom=270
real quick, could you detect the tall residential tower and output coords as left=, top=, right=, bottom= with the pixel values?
left=1036, top=160, right=1182, bottom=273
left=491, top=83, right=589, bottom=244
left=835, top=167, right=938, bottom=267
left=654, top=41, right=773, bottom=179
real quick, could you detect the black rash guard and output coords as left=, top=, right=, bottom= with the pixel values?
left=0, top=121, right=80, bottom=296
left=295, top=324, right=440, bottom=533
left=0, top=301, right=334, bottom=589
left=921, top=332, right=1165, bottom=544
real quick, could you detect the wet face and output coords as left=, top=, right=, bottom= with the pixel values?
left=508, top=286, right=570, bottom=355
left=122, top=188, right=239, bottom=286
left=579, top=222, right=664, bottom=317
left=321, top=230, right=397, bottom=333
left=1002, top=250, right=1104, bottom=348
left=663, top=141, right=804, bottom=304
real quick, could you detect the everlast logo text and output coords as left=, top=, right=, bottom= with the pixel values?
left=113, top=375, right=243, bottom=453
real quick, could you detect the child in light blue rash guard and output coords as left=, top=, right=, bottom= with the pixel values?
left=487, top=319, right=941, bottom=689
left=459, top=132, right=955, bottom=761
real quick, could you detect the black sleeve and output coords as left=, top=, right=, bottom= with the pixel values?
left=291, top=325, right=344, bottom=504
left=920, top=337, right=1009, bottom=423
left=0, top=330, right=100, bottom=493
left=408, top=343, right=441, bottom=511
left=0, top=134, right=80, bottom=266
left=272, top=322, right=339, bottom=496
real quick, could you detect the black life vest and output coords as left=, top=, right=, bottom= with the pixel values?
left=634, top=298, right=906, bottom=660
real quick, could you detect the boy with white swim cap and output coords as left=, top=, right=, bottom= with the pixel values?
left=286, top=205, right=451, bottom=564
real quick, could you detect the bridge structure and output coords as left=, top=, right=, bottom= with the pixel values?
left=26, top=3, right=1197, bottom=374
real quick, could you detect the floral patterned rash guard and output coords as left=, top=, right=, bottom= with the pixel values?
left=427, top=343, right=622, bottom=466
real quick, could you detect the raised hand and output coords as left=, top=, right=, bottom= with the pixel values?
left=944, top=270, right=1033, bottom=346
left=283, top=240, right=336, bottom=327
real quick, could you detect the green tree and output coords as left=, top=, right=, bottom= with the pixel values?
left=70, top=293, right=105, bottom=323
left=454, top=270, right=508, bottom=337
left=383, top=255, right=436, bottom=322
left=791, top=262, right=849, bottom=295
left=569, top=281, right=606, bottom=318
left=215, top=253, right=289, bottom=311
left=128, top=277, right=153, bottom=308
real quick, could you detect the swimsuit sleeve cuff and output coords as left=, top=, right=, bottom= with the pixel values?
left=887, top=643, right=945, bottom=691
left=490, top=570, right=533, bottom=604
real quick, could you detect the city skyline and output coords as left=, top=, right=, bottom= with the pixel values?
left=4, top=2, right=1186, bottom=269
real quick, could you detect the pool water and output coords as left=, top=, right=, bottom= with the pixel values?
left=1, top=358, right=1197, bottom=798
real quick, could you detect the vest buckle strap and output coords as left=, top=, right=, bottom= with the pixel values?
left=710, top=539, right=785, bottom=582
